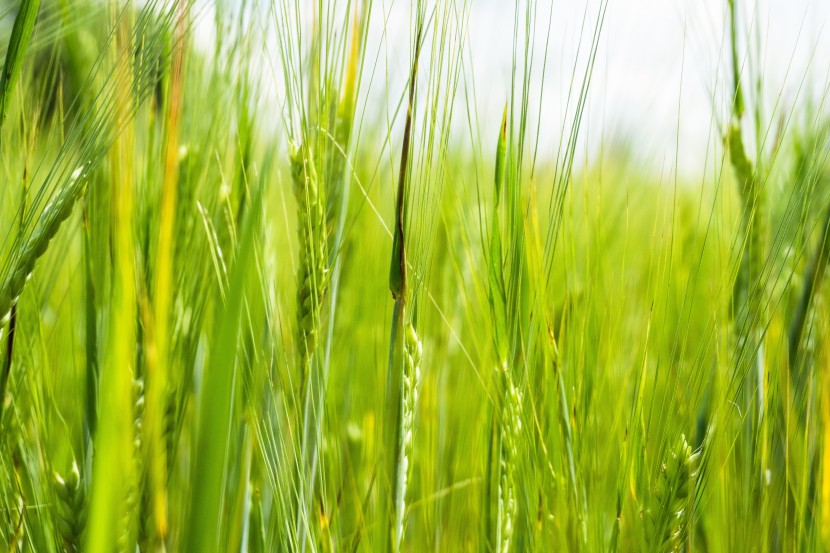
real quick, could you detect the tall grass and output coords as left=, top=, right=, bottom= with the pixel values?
left=84, top=5, right=138, bottom=549
left=1, top=0, right=830, bottom=551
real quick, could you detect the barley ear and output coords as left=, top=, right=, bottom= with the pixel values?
left=291, top=143, right=328, bottom=384
left=395, top=322, right=422, bottom=544
left=497, top=371, right=522, bottom=553
left=0, top=166, right=88, bottom=322
left=645, top=435, right=700, bottom=553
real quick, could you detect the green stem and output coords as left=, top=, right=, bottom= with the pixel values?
left=788, top=206, right=830, bottom=376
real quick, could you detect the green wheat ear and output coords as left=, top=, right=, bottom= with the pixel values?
left=645, top=435, right=700, bottom=553
left=291, top=143, right=328, bottom=382
left=396, top=321, right=422, bottom=544
left=0, top=165, right=89, bottom=321
left=55, top=461, right=87, bottom=553
left=497, top=371, right=522, bottom=553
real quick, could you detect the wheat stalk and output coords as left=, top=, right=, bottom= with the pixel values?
left=381, top=8, right=425, bottom=550
left=727, top=0, right=766, bottom=428
left=144, top=1, right=189, bottom=543
left=486, top=107, right=524, bottom=553
left=84, top=5, right=139, bottom=549
left=289, top=6, right=366, bottom=550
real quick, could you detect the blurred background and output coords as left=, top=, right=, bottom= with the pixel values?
left=199, top=0, right=830, bottom=178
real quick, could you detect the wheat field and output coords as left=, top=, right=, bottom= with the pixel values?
left=0, top=0, right=829, bottom=551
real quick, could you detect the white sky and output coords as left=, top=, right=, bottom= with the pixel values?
left=201, top=0, right=830, bottom=178
left=467, top=0, right=830, bottom=177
